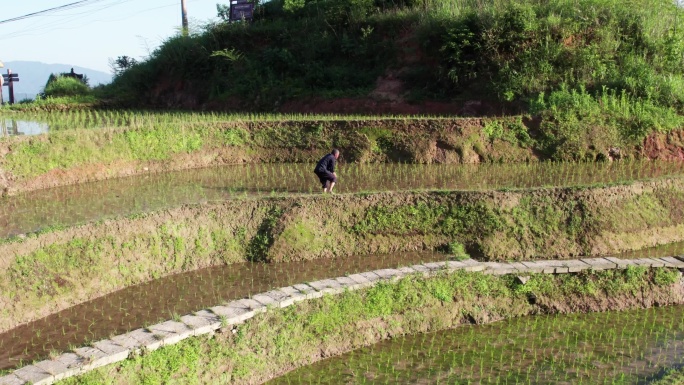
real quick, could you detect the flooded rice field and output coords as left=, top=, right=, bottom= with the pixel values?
left=272, top=305, right=684, bottom=384
left=2, top=161, right=684, bottom=239
left=3, top=159, right=684, bottom=380
left=0, top=251, right=445, bottom=371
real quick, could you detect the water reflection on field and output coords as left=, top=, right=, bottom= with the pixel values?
left=2, top=161, right=683, bottom=238
left=0, top=119, right=49, bottom=137
left=272, top=306, right=684, bottom=384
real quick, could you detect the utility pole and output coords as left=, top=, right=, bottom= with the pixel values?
left=181, top=0, right=189, bottom=36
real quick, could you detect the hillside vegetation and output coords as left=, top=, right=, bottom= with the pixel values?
left=93, top=0, right=684, bottom=158
left=2, top=0, right=683, bottom=164
left=109, top=0, right=684, bottom=106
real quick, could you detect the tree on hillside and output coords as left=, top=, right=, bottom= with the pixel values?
left=217, top=3, right=231, bottom=21
left=109, top=56, right=138, bottom=76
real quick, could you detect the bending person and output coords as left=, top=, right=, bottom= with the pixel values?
left=314, top=149, right=340, bottom=193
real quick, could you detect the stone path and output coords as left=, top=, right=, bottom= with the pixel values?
left=2, top=255, right=683, bottom=385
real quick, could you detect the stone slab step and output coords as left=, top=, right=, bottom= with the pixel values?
left=660, top=256, right=684, bottom=268
left=12, top=365, right=52, bottom=385
left=0, top=374, right=25, bottom=385
left=579, top=258, right=616, bottom=270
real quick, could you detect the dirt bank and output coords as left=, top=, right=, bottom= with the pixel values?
left=1, top=118, right=681, bottom=196
left=1, top=179, right=684, bottom=333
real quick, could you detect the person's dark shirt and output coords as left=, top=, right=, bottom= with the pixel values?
left=314, top=153, right=336, bottom=173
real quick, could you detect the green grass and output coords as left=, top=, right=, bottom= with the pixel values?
left=4, top=124, right=207, bottom=177
left=0, top=217, right=248, bottom=328
left=530, top=86, right=684, bottom=160
left=445, top=240, right=469, bottom=260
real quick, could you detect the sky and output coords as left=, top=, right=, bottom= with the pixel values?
left=0, top=0, right=222, bottom=74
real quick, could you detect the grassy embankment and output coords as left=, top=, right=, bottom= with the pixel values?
left=2, top=179, right=684, bottom=333
left=0, top=114, right=530, bottom=178
left=56, top=266, right=683, bottom=384
left=0, top=113, right=538, bottom=195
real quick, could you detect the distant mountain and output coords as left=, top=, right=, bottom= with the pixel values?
left=2, top=61, right=112, bottom=101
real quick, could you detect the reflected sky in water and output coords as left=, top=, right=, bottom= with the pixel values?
left=0, top=119, right=49, bottom=137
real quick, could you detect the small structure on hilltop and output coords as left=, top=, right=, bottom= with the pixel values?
left=64, top=68, right=84, bottom=81
left=45, top=68, right=87, bottom=87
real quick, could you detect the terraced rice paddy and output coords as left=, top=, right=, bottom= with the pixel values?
left=272, top=305, right=684, bottom=384
left=1, top=111, right=413, bottom=128
left=0, top=111, right=454, bottom=133
left=1, top=122, right=683, bottom=383
left=2, top=160, right=683, bottom=238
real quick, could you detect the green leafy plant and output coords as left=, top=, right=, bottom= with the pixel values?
left=446, top=240, right=469, bottom=261
left=43, top=76, right=90, bottom=98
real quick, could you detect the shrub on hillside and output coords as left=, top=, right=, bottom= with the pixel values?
left=43, top=76, right=91, bottom=97
left=429, top=0, right=684, bottom=106
left=259, top=0, right=418, bottom=22
left=530, top=85, right=684, bottom=160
